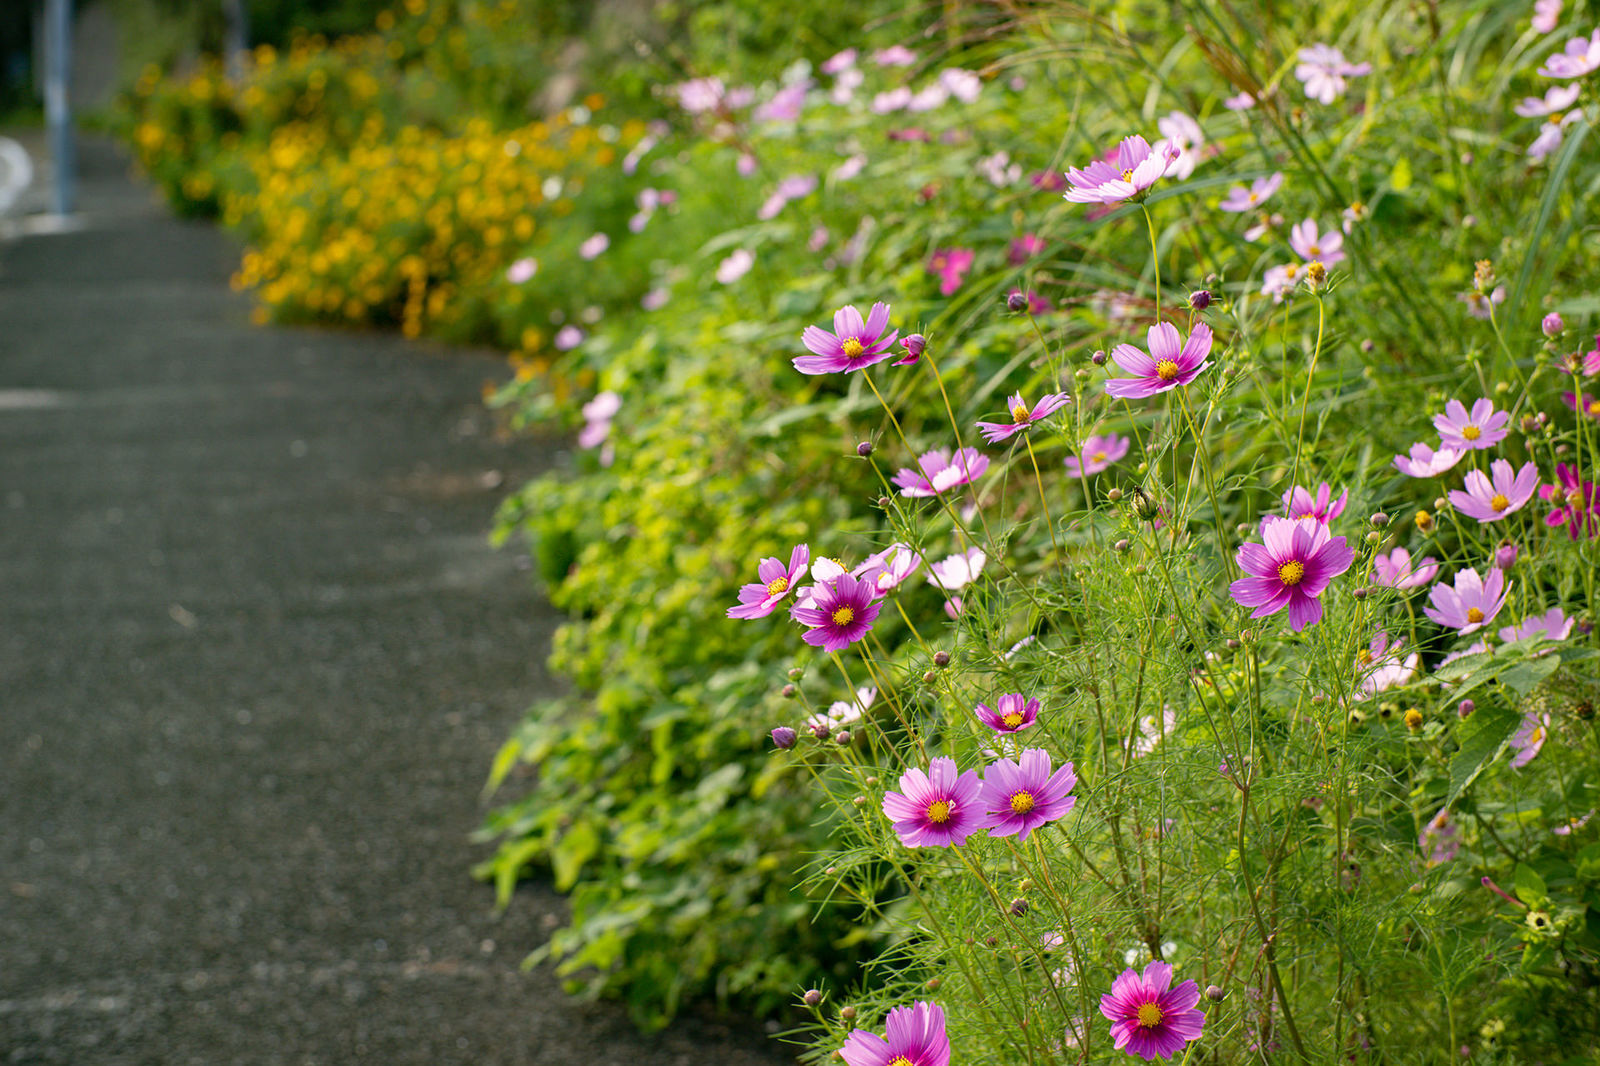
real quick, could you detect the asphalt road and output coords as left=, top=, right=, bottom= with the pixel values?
left=0, top=137, right=791, bottom=1066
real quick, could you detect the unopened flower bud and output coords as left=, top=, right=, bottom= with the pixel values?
left=1132, top=486, right=1161, bottom=522
left=1520, top=414, right=1540, bottom=434
left=1434, top=497, right=1449, bottom=512
left=1370, top=512, right=1389, bottom=528
left=1353, top=586, right=1369, bottom=601
left=1458, top=699, right=1475, bottom=719
left=1205, top=985, right=1225, bottom=1002
left=787, top=667, right=803, bottom=681
left=922, top=670, right=937, bottom=684
left=803, top=989, right=823, bottom=1007
left=877, top=496, right=891, bottom=508
left=1495, top=541, right=1518, bottom=570
left=900, top=334, right=925, bottom=362
left=770, top=726, right=797, bottom=749
left=1225, top=638, right=1240, bottom=649
left=1091, top=349, right=1108, bottom=366
left=1189, top=289, right=1212, bottom=311
left=1114, top=538, right=1131, bottom=553
left=1007, top=291, right=1029, bottom=313
left=835, top=730, right=851, bottom=745
left=1131, top=564, right=1147, bottom=576
left=1240, top=629, right=1255, bottom=644
left=811, top=723, right=831, bottom=740
left=857, top=441, right=874, bottom=457
left=1365, top=531, right=1380, bottom=545
left=1415, top=510, right=1434, bottom=532
left=933, top=650, right=950, bottom=667
left=840, top=1006, right=856, bottom=1021
left=782, top=684, right=796, bottom=699
left=1106, top=487, right=1124, bottom=502
left=925, top=978, right=940, bottom=991
left=1404, top=708, right=1424, bottom=732
left=1360, top=338, right=1375, bottom=353
left=851, top=794, right=865, bottom=805
left=1009, top=897, right=1029, bottom=917
left=1543, top=312, right=1564, bottom=337
left=865, top=776, right=878, bottom=786
left=984, top=936, right=998, bottom=947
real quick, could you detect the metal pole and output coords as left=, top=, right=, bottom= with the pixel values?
left=44, top=0, right=74, bottom=216
left=223, top=0, right=249, bottom=83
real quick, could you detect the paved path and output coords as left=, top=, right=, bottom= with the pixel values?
left=0, top=138, right=790, bottom=1066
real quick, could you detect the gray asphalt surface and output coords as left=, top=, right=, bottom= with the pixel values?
left=0, top=137, right=791, bottom=1066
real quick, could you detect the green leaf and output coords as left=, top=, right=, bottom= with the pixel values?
left=1390, top=156, right=1413, bottom=192
left=1447, top=703, right=1520, bottom=806
left=551, top=819, right=601, bottom=892
left=1499, top=655, right=1561, bottom=697
left=482, top=736, right=523, bottom=799
left=1514, top=862, right=1548, bottom=906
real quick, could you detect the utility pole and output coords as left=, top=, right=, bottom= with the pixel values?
left=43, top=0, right=74, bottom=216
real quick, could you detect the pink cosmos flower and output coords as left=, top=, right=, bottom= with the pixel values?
left=975, top=693, right=1040, bottom=734
left=833, top=155, right=868, bottom=181
left=1259, top=262, right=1303, bottom=302
left=716, top=248, right=756, bottom=284
left=881, top=761, right=983, bottom=849
left=1246, top=211, right=1285, bottom=243
left=1533, top=0, right=1562, bottom=34
left=1554, top=810, right=1594, bottom=836
left=1459, top=287, right=1506, bottom=319
left=577, top=390, right=621, bottom=449
left=1008, top=233, right=1047, bottom=264
left=675, top=77, right=727, bottom=113
left=1449, top=459, right=1540, bottom=522
left=1219, top=172, right=1284, bottom=213
left=822, top=49, right=856, bottom=75
left=554, top=325, right=585, bottom=351
left=1356, top=632, right=1419, bottom=698
left=1282, top=482, right=1348, bottom=523
left=893, top=448, right=989, bottom=497
left=1064, top=433, right=1131, bottom=477
left=855, top=543, right=922, bottom=594
left=1224, top=91, right=1256, bottom=111
left=1538, top=28, right=1600, bottom=77
left=1295, top=44, right=1372, bottom=104
left=927, top=547, right=986, bottom=592
left=1500, top=607, right=1575, bottom=643
left=1371, top=547, right=1440, bottom=589
left=1230, top=516, right=1355, bottom=631
left=841, top=1003, right=949, bottom=1066
left=1516, top=84, right=1583, bottom=158
left=1393, top=441, right=1465, bottom=478
left=977, top=748, right=1077, bottom=841
left=1510, top=712, right=1550, bottom=769
left=806, top=685, right=875, bottom=734
left=1129, top=706, right=1177, bottom=758
left=727, top=543, right=810, bottom=619
left=1064, top=135, right=1179, bottom=205
left=1289, top=218, right=1345, bottom=266
left=1105, top=322, right=1214, bottom=399
left=1534, top=109, right=1583, bottom=159
left=927, top=248, right=974, bottom=296
left=977, top=392, right=1072, bottom=443
left=755, top=82, right=809, bottom=123
left=871, top=87, right=912, bottom=113
left=1100, top=961, right=1206, bottom=1061
left=939, top=68, right=982, bottom=103
left=1424, top=567, right=1508, bottom=634
left=506, top=257, right=538, bottom=284
left=1434, top=398, right=1510, bottom=450
left=873, top=45, right=917, bottom=67
left=830, top=67, right=864, bottom=105
left=578, top=233, right=609, bottom=260
left=1155, top=111, right=1203, bottom=181
left=795, top=302, right=900, bottom=375
left=793, top=571, right=882, bottom=652
left=1541, top=462, right=1600, bottom=537
left=1420, top=810, right=1459, bottom=865
left=1566, top=390, right=1600, bottom=420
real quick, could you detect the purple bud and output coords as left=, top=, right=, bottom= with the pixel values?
left=1008, top=897, right=1029, bottom=916
left=933, top=650, right=950, bottom=667
left=1007, top=291, right=1028, bottom=313
left=1205, top=985, right=1225, bottom=1002
left=1543, top=312, right=1564, bottom=337
left=897, top=333, right=925, bottom=364
left=1091, top=349, right=1108, bottom=366
left=1495, top=541, right=1518, bottom=570
left=803, top=989, right=823, bottom=1007
left=810, top=722, right=831, bottom=740
left=857, top=441, right=874, bottom=457
left=781, top=684, right=796, bottom=698
left=834, top=730, right=851, bottom=745
left=1458, top=699, right=1475, bottom=719
left=1370, top=512, right=1389, bottom=528
left=1189, top=289, right=1212, bottom=311
left=770, top=726, right=797, bottom=749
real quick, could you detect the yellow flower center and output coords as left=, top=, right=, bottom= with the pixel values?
left=1155, top=359, right=1180, bottom=381
left=1121, top=168, right=1135, bottom=182
left=1248, top=191, right=1259, bottom=203
left=1490, top=494, right=1510, bottom=513
left=1009, top=791, right=1036, bottom=815
left=1137, top=1002, right=1165, bottom=1028
left=1002, top=712, right=1025, bottom=728
left=1277, top=560, right=1306, bottom=586
left=1467, top=607, right=1484, bottom=624
left=1011, top=403, right=1031, bottom=421
left=1529, top=727, right=1545, bottom=745
left=1284, top=263, right=1300, bottom=280
left=925, top=800, right=951, bottom=825
left=1569, top=488, right=1586, bottom=508
left=1549, top=112, right=1564, bottom=125
left=1309, top=243, right=1322, bottom=256
left=831, top=606, right=856, bottom=626
left=1462, top=425, right=1481, bottom=441
left=841, top=338, right=865, bottom=358
left=1356, top=649, right=1374, bottom=666
left=1588, top=400, right=1600, bottom=416
left=888, top=1058, right=914, bottom=1066
left=766, top=576, right=789, bottom=596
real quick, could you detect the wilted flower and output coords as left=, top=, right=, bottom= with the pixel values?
left=1219, top=173, right=1283, bottom=213
left=1393, top=441, right=1465, bottom=478
left=1371, top=547, right=1440, bottom=589
left=795, top=302, right=900, bottom=374
left=1100, top=961, right=1206, bottom=1061
left=976, top=392, right=1071, bottom=443
left=1064, top=135, right=1179, bottom=205
left=977, top=748, right=1077, bottom=841
left=1434, top=398, right=1510, bottom=450
left=1063, top=433, right=1131, bottom=477
left=1295, top=43, right=1372, bottom=103
left=975, top=693, right=1040, bottom=735
left=1230, top=516, right=1355, bottom=631
left=1449, top=459, right=1540, bottom=522
left=1105, top=323, right=1214, bottom=399
left=881, top=761, right=983, bottom=849
left=727, top=543, right=810, bottom=620
left=892, top=448, right=990, bottom=497
left=1424, top=567, right=1508, bottom=634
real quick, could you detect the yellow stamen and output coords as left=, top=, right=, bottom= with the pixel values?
left=1467, top=607, right=1484, bottom=624
left=840, top=338, right=865, bottom=358
left=1121, top=168, right=1135, bottom=182
left=1002, top=712, right=1025, bottom=728
left=1308, top=244, right=1321, bottom=256
left=1462, top=425, right=1481, bottom=441
left=1569, top=488, right=1586, bottom=508
left=1588, top=400, right=1600, bottom=416
left=1137, top=1002, right=1164, bottom=1028
left=831, top=606, right=855, bottom=626
left=765, top=576, right=789, bottom=596
left=925, top=800, right=951, bottom=825
left=1155, top=359, right=1180, bottom=381
left=1490, top=494, right=1510, bottom=513
left=1009, top=791, right=1036, bottom=815
left=1277, top=560, right=1306, bottom=586
left=888, top=1058, right=914, bottom=1066
left=1248, top=191, right=1259, bottom=203
left=1092, top=451, right=1108, bottom=463
left=1011, top=403, right=1031, bottom=422
left=1284, top=263, right=1300, bottom=280
left=1356, top=649, right=1374, bottom=666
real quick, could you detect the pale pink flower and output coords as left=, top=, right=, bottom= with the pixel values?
left=1289, top=218, right=1345, bottom=266
left=1219, top=173, right=1283, bottom=213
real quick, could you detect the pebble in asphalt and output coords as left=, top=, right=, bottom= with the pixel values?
left=0, top=138, right=795, bottom=1066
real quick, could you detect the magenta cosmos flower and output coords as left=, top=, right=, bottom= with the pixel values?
left=977, top=748, right=1077, bottom=841
left=928, top=248, right=973, bottom=296
left=1424, top=567, right=1508, bottom=634
left=1282, top=482, right=1348, bottom=523
left=1393, top=441, right=1465, bottom=478
left=795, top=303, right=900, bottom=375
left=1289, top=218, right=1345, bottom=266
left=1219, top=172, right=1283, bottom=213
left=1371, top=547, right=1440, bottom=589
left=976, top=392, right=1072, bottom=443
left=1565, top=390, right=1600, bottom=420
left=1105, top=322, right=1214, bottom=399
left=893, top=447, right=990, bottom=497
left=881, top=759, right=983, bottom=848
left=727, top=543, right=810, bottom=619
left=1100, top=961, right=1206, bottom=1062
left=841, top=1001, right=950, bottom=1066
left=1064, top=433, right=1131, bottom=477
left=792, top=571, right=882, bottom=652
left=1449, top=459, right=1540, bottom=523
left=1434, top=398, right=1510, bottom=450
left=1542, top=462, right=1600, bottom=537
left=1063, top=135, right=1179, bottom=205
left=975, top=693, right=1040, bottom=735
left=1230, top=516, right=1354, bottom=631
left=1539, top=28, right=1600, bottom=77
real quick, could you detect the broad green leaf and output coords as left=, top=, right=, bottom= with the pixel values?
left=1447, top=703, right=1520, bottom=806
left=1513, top=862, right=1547, bottom=906
left=551, top=819, right=601, bottom=892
